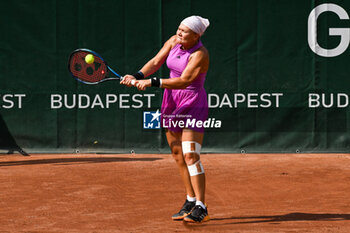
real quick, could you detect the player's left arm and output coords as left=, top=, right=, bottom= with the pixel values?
left=136, top=47, right=209, bottom=90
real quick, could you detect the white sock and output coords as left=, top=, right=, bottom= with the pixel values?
left=196, top=200, right=206, bottom=209
left=187, top=195, right=196, bottom=202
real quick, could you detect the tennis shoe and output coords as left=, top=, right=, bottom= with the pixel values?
left=183, top=204, right=210, bottom=223
left=171, top=200, right=196, bottom=220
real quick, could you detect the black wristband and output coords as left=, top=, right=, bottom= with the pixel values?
left=132, top=71, right=144, bottom=80
left=151, top=77, right=161, bottom=87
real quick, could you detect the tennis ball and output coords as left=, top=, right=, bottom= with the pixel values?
left=85, top=54, right=95, bottom=64
left=93, top=141, right=98, bottom=144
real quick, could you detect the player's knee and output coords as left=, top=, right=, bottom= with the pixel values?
left=172, top=153, right=184, bottom=164
left=182, top=141, right=201, bottom=163
left=171, top=146, right=185, bottom=164
left=182, top=141, right=204, bottom=176
left=171, top=146, right=182, bottom=156
left=184, top=152, right=199, bottom=165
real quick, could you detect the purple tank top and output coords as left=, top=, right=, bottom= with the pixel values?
left=166, top=40, right=206, bottom=90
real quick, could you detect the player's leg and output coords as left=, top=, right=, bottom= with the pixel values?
left=182, top=129, right=205, bottom=203
left=165, top=129, right=196, bottom=220
left=181, top=129, right=210, bottom=223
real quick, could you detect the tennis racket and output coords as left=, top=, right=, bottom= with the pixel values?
left=68, top=48, right=135, bottom=85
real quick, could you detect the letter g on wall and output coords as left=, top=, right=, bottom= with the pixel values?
left=308, top=3, right=350, bottom=57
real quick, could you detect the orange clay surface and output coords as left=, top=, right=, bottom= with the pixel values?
left=0, top=153, right=350, bottom=232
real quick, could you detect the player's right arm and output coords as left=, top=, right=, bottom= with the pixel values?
left=121, top=36, right=177, bottom=86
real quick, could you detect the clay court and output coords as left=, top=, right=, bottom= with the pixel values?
left=0, top=153, right=350, bottom=232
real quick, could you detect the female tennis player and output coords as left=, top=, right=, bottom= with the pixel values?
left=121, top=16, right=210, bottom=223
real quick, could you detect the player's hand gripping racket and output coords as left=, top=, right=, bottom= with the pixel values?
left=68, top=48, right=135, bottom=85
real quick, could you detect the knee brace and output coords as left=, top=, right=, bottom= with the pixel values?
left=182, top=141, right=204, bottom=176
left=187, top=160, right=205, bottom=176
left=182, top=141, right=201, bottom=155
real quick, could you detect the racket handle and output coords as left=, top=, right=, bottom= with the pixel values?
left=121, top=76, right=136, bottom=86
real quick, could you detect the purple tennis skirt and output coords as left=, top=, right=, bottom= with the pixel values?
left=161, top=88, right=208, bottom=133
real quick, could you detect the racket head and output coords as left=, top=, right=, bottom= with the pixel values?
left=68, top=49, right=120, bottom=84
